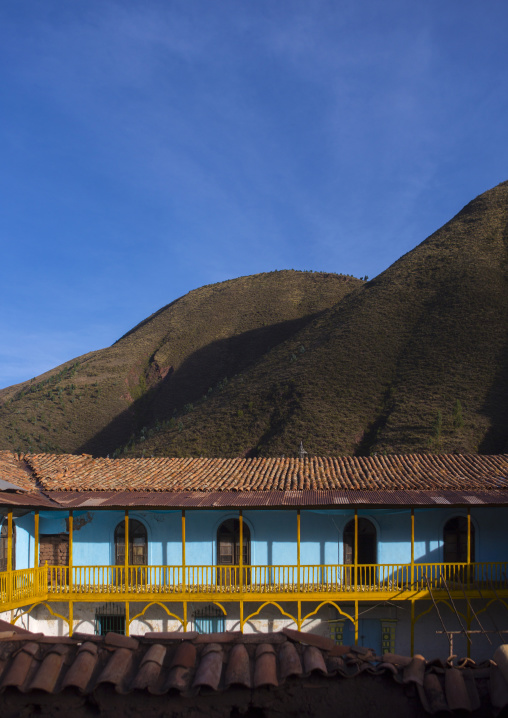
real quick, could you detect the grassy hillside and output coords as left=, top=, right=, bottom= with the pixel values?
left=0, top=271, right=360, bottom=456
left=1, top=180, right=507, bottom=459
left=120, top=180, right=508, bottom=458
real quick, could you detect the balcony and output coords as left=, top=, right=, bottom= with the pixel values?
left=1, top=562, right=508, bottom=610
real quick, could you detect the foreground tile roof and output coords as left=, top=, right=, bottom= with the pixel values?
left=0, top=627, right=506, bottom=715
left=3, top=451, right=508, bottom=493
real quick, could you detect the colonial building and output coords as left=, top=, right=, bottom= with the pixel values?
left=1, top=451, right=508, bottom=660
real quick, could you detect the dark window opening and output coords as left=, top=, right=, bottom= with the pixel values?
left=0, top=520, right=15, bottom=572
left=194, top=605, right=225, bottom=634
left=217, top=519, right=250, bottom=565
left=443, top=517, right=475, bottom=563
left=343, top=518, right=377, bottom=564
left=95, top=604, right=126, bottom=635
left=217, top=519, right=251, bottom=585
left=115, top=519, right=147, bottom=565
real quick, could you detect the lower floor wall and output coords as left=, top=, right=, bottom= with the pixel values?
left=2, top=598, right=508, bottom=662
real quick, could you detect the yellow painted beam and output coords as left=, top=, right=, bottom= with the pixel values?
left=181, top=510, right=186, bottom=595
left=7, top=510, right=12, bottom=604
left=297, top=509, right=301, bottom=592
left=7, top=510, right=13, bottom=573
left=239, top=509, right=243, bottom=595
left=124, top=510, right=129, bottom=590
left=183, top=600, right=187, bottom=633
left=354, top=510, right=358, bottom=590
left=411, top=509, right=415, bottom=588
left=125, top=601, right=130, bottom=636
left=68, top=511, right=73, bottom=595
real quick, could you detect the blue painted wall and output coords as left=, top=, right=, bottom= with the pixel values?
left=1, top=506, right=507, bottom=569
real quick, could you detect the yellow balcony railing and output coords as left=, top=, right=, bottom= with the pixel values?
left=1, top=562, right=508, bottom=608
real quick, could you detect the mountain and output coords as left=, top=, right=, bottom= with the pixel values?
left=0, top=271, right=360, bottom=456
left=1, top=180, right=508, bottom=458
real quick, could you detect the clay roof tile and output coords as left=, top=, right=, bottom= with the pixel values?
left=0, top=642, right=40, bottom=689
left=192, top=644, right=223, bottom=691
left=61, top=641, right=98, bottom=692
left=225, top=643, right=251, bottom=688
left=29, top=645, right=68, bottom=693
left=278, top=641, right=302, bottom=681
left=253, top=644, right=278, bottom=688
left=97, top=647, right=134, bottom=690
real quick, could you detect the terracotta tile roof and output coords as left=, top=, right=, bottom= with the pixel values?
left=0, top=451, right=38, bottom=492
left=12, top=452, right=508, bottom=493
left=0, top=627, right=503, bottom=715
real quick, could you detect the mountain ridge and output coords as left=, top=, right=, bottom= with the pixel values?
left=1, top=181, right=508, bottom=458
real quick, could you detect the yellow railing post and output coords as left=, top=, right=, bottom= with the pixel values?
left=7, top=510, right=12, bottom=603
left=354, top=510, right=358, bottom=590
left=297, top=509, right=301, bottom=593
left=124, top=510, right=129, bottom=592
left=411, top=509, right=415, bottom=589
left=68, top=511, right=73, bottom=596
left=239, top=510, right=244, bottom=633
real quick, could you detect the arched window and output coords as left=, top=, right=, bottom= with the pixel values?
left=217, top=519, right=250, bottom=566
left=343, top=518, right=377, bottom=564
left=114, top=519, right=147, bottom=565
left=217, top=519, right=250, bottom=586
left=443, top=517, right=474, bottom=563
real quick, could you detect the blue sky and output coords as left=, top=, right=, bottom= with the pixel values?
left=1, top=0, right=508, bottom=389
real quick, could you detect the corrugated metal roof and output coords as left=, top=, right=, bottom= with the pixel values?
left=42, top=489, right=508, bottom=508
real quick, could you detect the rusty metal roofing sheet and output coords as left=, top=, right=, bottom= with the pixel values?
left=42, top=489, right=508, bottom=509
left=0, top=492, right=58, bottom=508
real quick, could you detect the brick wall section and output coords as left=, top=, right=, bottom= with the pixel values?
left=39, top=535, right=69, bottom=566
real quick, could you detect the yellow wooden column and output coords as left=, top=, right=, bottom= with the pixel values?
left=124, top=510, right=130, bottom=637
left=124, top=510, right=129, bottom=591
left=68, top=511, right=73, bottom=596
left=34, top=510, right=40, bottom=596
left=182, top=510, right=187, bottom=632
left=34, top=510, right=39, bottom=569
left=7, top=510, right=13, bottom=603
left=69, top=601, right=74, bottom=637
left=297, top=509, right=301, bottom=593
left=239, top=510, right=244, bottom=633
left=354, top=509, right=358, bottom=589
left=411, top=509, right=415, bottom=588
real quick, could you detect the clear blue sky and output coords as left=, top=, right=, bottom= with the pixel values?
left=1, top=0, right=508, bottom=389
